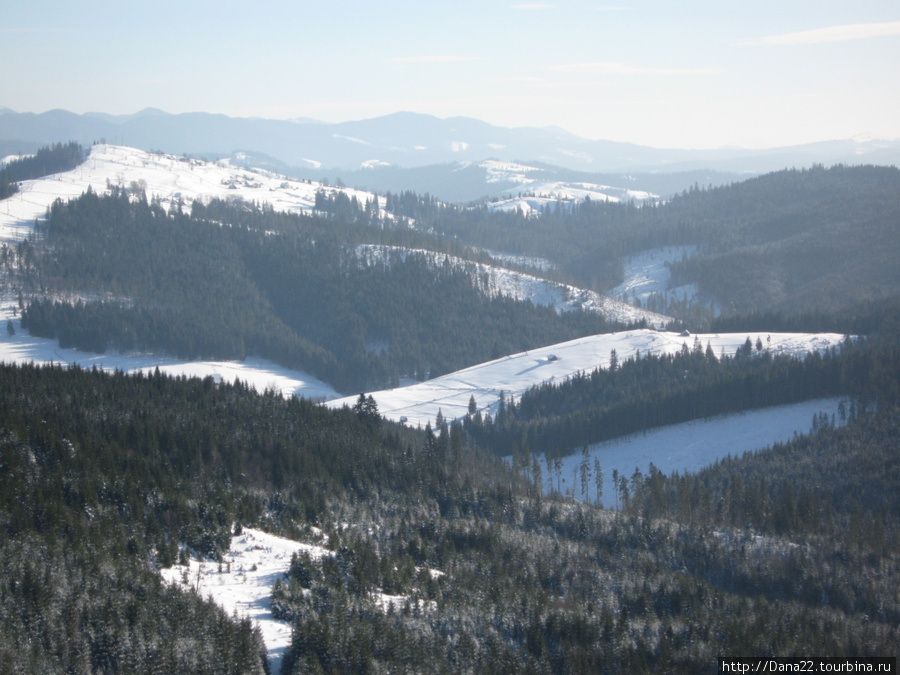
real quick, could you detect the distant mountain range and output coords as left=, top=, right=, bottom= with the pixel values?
left=2, top=108, right=898, bottom=181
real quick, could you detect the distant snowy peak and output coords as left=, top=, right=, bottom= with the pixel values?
left=478, top=160, right=542, bottom=184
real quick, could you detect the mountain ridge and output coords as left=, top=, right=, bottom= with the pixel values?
left=2, top=108, right=898, bottom=176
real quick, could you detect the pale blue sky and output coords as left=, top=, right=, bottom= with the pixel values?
left=3, top=0, right=899, bottom=148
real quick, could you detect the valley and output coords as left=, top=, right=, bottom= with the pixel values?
left=0, top=132, right=898, bottom=673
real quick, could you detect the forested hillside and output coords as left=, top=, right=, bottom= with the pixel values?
left=471, top=331, right=892, bottom=458
left=0, top=361, right=485, bottom=673
left=384, top=165, right=900, bottom=322
left=0, top=327, right=898, bottom=672
left=19, top=188, right=624, bottom=392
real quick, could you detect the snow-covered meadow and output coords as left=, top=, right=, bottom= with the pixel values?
left=548, top=397, right=849, bottom=508
left=0, top=301, right=340, bottom=400
left=328, top=328, right=848, bottom=428
left=0, top=144, right=385, bottom=245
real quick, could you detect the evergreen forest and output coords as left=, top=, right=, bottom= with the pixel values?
left=18, top=187, right=624, bottom=393
left=381, top=164, right=900, bottom=323
left=1, top=147, right=900, bottom=672
left=0, top=326, right=898, bottom=672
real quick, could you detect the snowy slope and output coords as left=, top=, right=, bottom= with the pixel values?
left=0, top=144, right=386, bottom=398
left=0, top=302, right=340, bottom=400
left=488, top=180, right=656, bottom=215
left=160, top=528, right=331, bottom=675
left=356, top=244, right=670, bottom=326
left=0, top=144, right=385, bottom=245
left=327, top=329, right=847, bottom=427
left=552, top=397, right=849, bottom=508
left=608, top=246, right=703, bottom=307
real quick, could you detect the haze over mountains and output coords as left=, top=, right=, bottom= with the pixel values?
left=2, top=107, right=899, bottom=188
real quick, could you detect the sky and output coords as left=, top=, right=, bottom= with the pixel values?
left=2, top=0, right=899, bottom=149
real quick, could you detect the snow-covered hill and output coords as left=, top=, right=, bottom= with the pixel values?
left=1, top=145, right=657, bottom=326
left=327, top=329, right=847, bottom=428
left=479, top=159, right=657, bottom=215
left=0, top=144, right=666, bottom=399
left=0, top=144, right=384, bottom=245
left=558, top=397, right=849, bottom=508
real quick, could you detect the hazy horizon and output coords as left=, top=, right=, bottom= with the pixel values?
left=3, top=1, right=899, bottom=150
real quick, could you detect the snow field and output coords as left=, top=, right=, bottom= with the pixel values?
left=328, top=329, right=848, bottom=428
left=546, top=397, right=850, bottom=508
left=0, top=301, right=340, bottom=401
left=0, top=144, right=386, bottom=245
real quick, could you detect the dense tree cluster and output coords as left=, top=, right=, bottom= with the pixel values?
left=0, top=360, right=485, bottom=672
left=0, top=141, right=84, bottom=198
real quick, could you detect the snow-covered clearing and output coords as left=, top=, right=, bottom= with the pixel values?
left=328, top=328, right=847, bottom=428
left=160, top=527, right=434, bottom=673
left=547, top=397, right=849, bottom=508
left=608, top=245, right=701, bottom=306
left=160, top=528, right=330, bottom=675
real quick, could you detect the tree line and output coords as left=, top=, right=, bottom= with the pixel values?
left=465, top=333, right=894, bottom=459
left=0, top=141, right=84, bottom=198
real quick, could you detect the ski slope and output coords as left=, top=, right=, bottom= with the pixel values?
left=328, top=329, right=847, bottom=427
